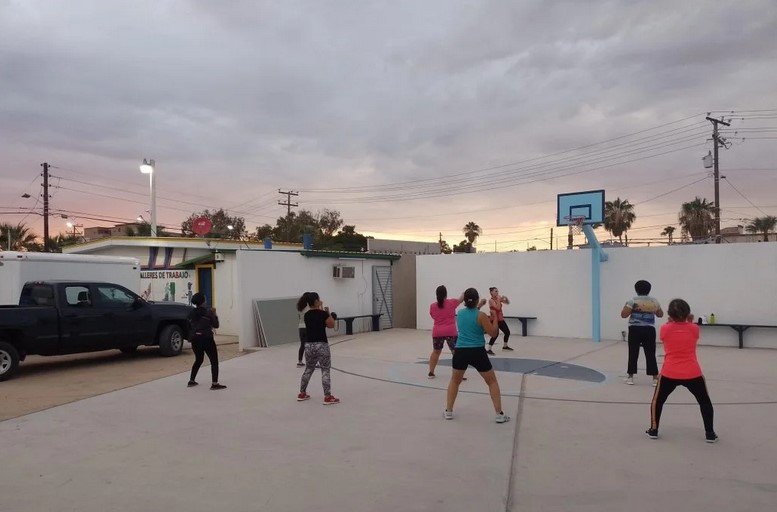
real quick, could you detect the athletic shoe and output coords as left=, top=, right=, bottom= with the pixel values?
left=428, top=372, right=435, bottom=379
left=495, top=412, right=511, bottom=424
left=296, top=362, right=305, bottom=367
left=705, top=431, right=719, bottom=443
left=503, top=345, right=514, bottom=351
left=486, top=349, right=495, bottom=355
left=323, top=395, right=341, bottom=405
left=645, top=428, right=659, bottom=439
left=625, top=376, right=634, bottom=385
left=210, top=383, right=227, bottom=390
left=443, top=410, right=454, bottom=420
left=297, top=392, right=311, bottom=401
left=187, top=381, right=198, bottom=387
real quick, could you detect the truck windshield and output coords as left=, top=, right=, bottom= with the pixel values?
left=19, top=285, right=55, bottom=306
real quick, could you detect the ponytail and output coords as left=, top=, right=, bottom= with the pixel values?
left=297, top=291, right=320, bottom=311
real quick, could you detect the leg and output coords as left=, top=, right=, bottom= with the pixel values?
left=300, top=344, right=320, bottom=393
left=298, top=328, right=306, bottom=364
left=204, top=338, right=219, bottom=383
left=626, top=327, right=640, bottom=376
left=318, top=344, right=332, bottom=396
left=500, top=321, right=512, bottom=348
left=189, top=338, right=205, bottom=382
left=446, top=369, right=466, bottom=411
left=650, top=375, right=679, bottom=430
left=480, top=369, right=503, bottom=413
left=429, top=349, right=442, bottom=376
left=684, top=376, right=715, bottom=433
left=642, top=328, right=658, bottom=376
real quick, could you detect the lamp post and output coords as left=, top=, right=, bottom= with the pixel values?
left=139, top=159, right=157, bottom=237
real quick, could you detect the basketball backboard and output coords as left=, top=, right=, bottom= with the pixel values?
left=556, top=190, right=605, bottom=226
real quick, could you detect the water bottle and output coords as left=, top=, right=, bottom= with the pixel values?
left=709, top=313, right=716, bottom=325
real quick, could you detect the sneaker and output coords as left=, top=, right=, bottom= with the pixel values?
left=297, top=392, right=311, bottom=401
left=187, top=381, right=198, bottom=387
left=495, top=412, right=511, bottom=424
left=625, top=376, right=634, bottom=385
left=486, top=349, right=495, bottom=355
left=645, top=428, right=659, bottom=439
left=323, top=395, right=341, bottom=405
left=210, top=383, right=227, bottom=390
left=502, top=345, right=514, bottom=351
left=296, top=361, right=305, bottom=367
left=443, top=410, right=454, bottom=420
left=428, top=372, right=435, bottom=379
left=705, top=431, right=719, bottom=443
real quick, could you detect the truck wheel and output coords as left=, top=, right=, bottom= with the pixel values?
left=0, top=341, right=20, bottom=382
left=158, top=325, right=184, bottom=357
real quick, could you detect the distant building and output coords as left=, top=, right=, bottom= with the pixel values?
left=83, top=223, right=157, bottom=241
left=368, top=238, right=441, bottom=255
left=720, top=225, right=776, bottom=244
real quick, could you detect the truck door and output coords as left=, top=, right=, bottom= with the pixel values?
left=92, top=284, right=152, bottom=347
left=59, top=284, right=105, bottom=353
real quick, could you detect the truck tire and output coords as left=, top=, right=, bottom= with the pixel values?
left=158, top=325, right=184, bottom=357
left=0, top=341, right=20, bottom=382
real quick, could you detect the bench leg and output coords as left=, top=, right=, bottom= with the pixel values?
left=344, top=319, right=354, bottom=336
left=734, top=326, right=749, bottom=349
left=520, top=319, right=528, bottom=337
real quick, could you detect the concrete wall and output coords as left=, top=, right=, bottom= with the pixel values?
left=391, top=255, right=417, bottom=328
left=417, top=243, right=777, bottom=348
left=236, top=251, right=393, bottom=349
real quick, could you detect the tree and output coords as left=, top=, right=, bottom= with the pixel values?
left=452, top=240, right=474, bottom=253
left=463, top=221, right=482, bottom=245
left=327, top=225, right=367, bottom=252
left=317, top=209, right=344, bottom=238
left=253, top=224, right=274, bottom=241
left=679, top=197, right=717, bottom=241
left=439, top=239, right=452, bottom=254
left=661, top=226, right=676, bottom=245
left=273, top=210, right=319, bottom=243
left=181, top=209, right=246, bottom=239
left=0, top=223, right=39, bottom=251
left=127, top=222, right=169, bottom=237
left=603, top=198, right=636, bottom=244
left=746, top=215, right=777, bottom=242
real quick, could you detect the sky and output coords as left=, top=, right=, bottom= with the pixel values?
left=1, top=0, right=776, bottom=250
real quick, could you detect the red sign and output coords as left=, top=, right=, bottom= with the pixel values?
left=192, top=217, right=212, bottom=236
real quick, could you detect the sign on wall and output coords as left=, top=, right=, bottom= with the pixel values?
left=140, top=269, right=195, bottom=305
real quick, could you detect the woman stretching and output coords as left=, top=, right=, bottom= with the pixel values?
left=444, top=288, right=510, bottom=423
left=187, top=292, right=226, bottom=390
left=647, top=298, right=717, bottom=443
left=487, top=287, right=513, bottom=354
left=428, top=285, right=464, bottom=378
left=296, top=292, right=340, bottom=405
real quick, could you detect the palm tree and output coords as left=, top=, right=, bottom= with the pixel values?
left=746, top=215, right=777, bottom=242
left=603, top=198, right=636, bottom=244
left=661, top=226, right=676, bottom=245
left=679, top=197, right=717, bottom=241
left=0, top=222, right=39, bottom=251
left=463, top=221, right=482, bottom=245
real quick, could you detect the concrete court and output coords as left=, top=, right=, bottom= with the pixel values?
left=2, top=329, right=776, bottom=512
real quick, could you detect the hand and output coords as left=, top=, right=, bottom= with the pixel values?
left=324, top=306, right=330, bottom=312
left=477, top=298, right=487, bottom=308
left=210, top=307, right=217, bottom=314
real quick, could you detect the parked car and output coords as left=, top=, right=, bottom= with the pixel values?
left=0, top=281, right=192, bottom=381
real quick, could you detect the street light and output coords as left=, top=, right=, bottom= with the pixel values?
left=139, top=158, right=157, bottom=237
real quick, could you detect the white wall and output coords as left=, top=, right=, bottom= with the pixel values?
left=236, top=251, right=393, bottom=349
left=417, top=244, right=777, bottom=348
left=213, top=253, right=239, bottom=336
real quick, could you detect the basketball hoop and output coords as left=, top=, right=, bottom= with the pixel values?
left=564, top=215, right=586, bottom=235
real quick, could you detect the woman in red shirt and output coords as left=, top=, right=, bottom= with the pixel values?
left=428, top=285, right=464, bottom=378
left=647, top=299, right=717, bottom=443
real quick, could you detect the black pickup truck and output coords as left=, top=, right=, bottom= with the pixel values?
left=0, top=281, right=193, bottom=381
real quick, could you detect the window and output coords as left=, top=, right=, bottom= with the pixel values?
left=64, top=286, right=91, bottom=307
left=20, top=285, right=55, bottom=306
left=95, top=285, right=136, bottom=308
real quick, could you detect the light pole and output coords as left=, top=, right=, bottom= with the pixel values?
left=139, top=159, right=157, bottom=237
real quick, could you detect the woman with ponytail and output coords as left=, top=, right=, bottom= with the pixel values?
left=296, top=292, right=340, bottom=405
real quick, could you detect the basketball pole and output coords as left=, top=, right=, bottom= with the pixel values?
left=581, top=225, right=608, bottom=342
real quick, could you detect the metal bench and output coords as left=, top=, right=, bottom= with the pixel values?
left=502, top=316, right=538, bottom=337
left=700, top=323, right=777, bottom=349
left=337, top=314, right=383, bottom=335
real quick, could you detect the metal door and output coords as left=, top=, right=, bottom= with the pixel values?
left=372, top=265, right=393, bottom=329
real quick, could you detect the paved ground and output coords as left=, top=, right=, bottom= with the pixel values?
left=2, top=329, right=776, bottom=512
left=0, top=336, right=243, bottom=421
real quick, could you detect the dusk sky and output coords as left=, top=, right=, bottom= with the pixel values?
left=2, top=1, right=776, bottom=250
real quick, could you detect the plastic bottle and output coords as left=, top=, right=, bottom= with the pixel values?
left=709, top=313, right=716, bottom=325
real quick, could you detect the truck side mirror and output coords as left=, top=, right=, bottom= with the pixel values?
left=132, top=297, right=145, bottom=309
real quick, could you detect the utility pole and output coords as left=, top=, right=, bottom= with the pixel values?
left=41, top=162, right=50, bottom=252
left=278, top=189, right=299, bottom=241
left=550, top=228, right=553, bottom=250
left=706, top=116, right=730, bottom=243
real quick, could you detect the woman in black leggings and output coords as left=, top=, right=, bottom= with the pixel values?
left=187, top=292, right=226, bottom=390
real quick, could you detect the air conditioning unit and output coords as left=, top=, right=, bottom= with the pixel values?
left=332, top=265, right=356, bottom=279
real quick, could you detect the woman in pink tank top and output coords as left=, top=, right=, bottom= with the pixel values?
left=428, top=285, right=464, bottom=378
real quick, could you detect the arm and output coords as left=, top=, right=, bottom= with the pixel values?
left=209, top=309, right=220, bottom=329
left=324, top=308, right=335, bottom=329
left=620, top=305, right=632, bottom=318
left=655, top=306, right=664, bottom=318
left=455, top=294, right=465, bottom=306
left=501, top=296, right=510, bottom=304
left=478, top=311, right=499, bottom=338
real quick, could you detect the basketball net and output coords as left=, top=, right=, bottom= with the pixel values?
left=564, top=215, right=586, bottom=235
